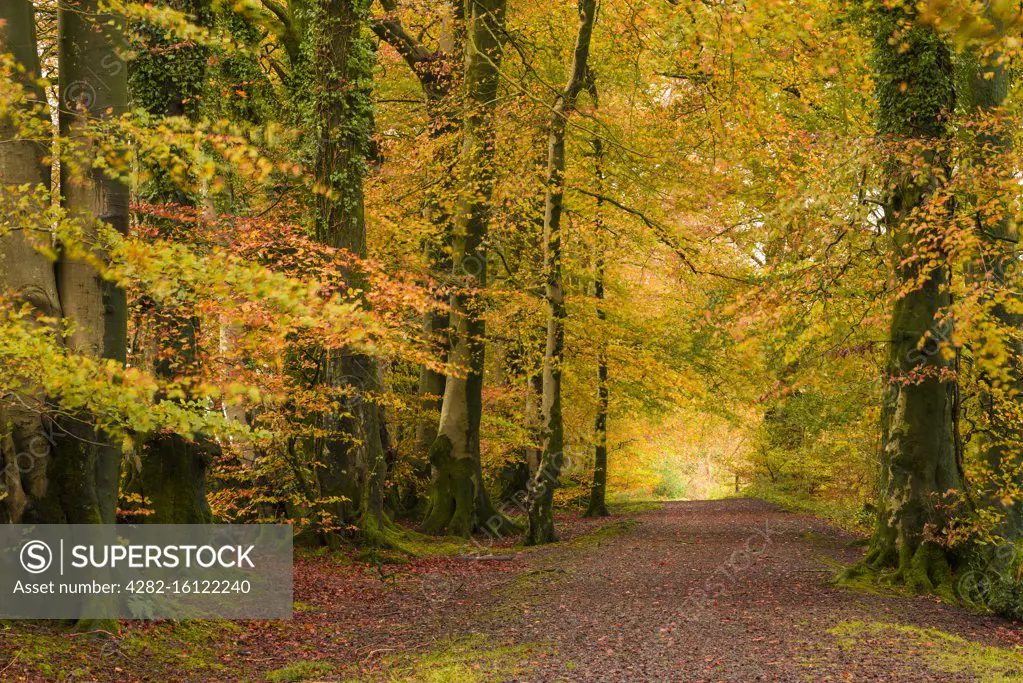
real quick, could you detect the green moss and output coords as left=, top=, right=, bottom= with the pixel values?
left=0, top=619, right=240, bottom=680
left=119, top=620, right=241, bottom=672
left=566, top=518, right=639, bottom=548
left=355, top=526, right=484, bottom=563
left=870, top=9, right=955, bottom=139
left=834, top=563, right=917, bottom=597
left=421, top=435, right=477, bottom=537
left=607, top=500, right=663, bottom=515
left=344, top=634, right=549, bottom=682
left=266, top=660, right=336, bottom=682
left=836, top=539, right=956, bottom=602
left=0, top=625, right=74, bottom=678
left=829, top=621, right=1023, bottom=682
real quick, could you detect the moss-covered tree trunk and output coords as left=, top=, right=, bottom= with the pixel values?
left=308, top=0, right=395, bottom=544
left=854, top=8, right=960, bottom=596
left=525, top=0, right=599, bottom=545
left=51, top=0, right=130, bottom=526
left=0, top=0, right=64, bottom=524
left=129, top=0, right=213, bottom=525
left=420, top=0, right=508, bottom=537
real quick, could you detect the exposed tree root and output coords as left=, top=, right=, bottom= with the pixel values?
left=838, top=541, right=956, bottom=602
left=420, top=435, right=521, bottom=538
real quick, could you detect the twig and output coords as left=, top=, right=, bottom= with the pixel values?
left=0, top=649, right=23, bottom=677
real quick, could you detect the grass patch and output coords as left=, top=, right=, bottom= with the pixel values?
left=266, top=660, right=335, bottom=682
left=348, top=634, right=549, bottom=682
left=829, top=621, right=1023, bottom=682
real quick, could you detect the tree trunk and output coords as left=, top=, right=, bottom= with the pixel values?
left=370, top=0, right=462, bottom=466
left=526, top=0, right=599, bottom=545
left=309, top=0, right=394, bottom=544
left=129, top=0, right=213, bottom=524
left=524, top=358, right=543, bottom=475
left=50, top=0, right=130, bottom=526
left=421, top=0, right=508, bottom=537
left=0, top=0, right=63, bottom=524
left=584, top=76, right=609, bottom=519
left=852, top=9, right=960, bottom=596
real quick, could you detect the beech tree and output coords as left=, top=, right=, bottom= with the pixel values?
left=55, top=0, right=130, bottom=526
left=420, top=0, right=508, bottom=537
left=960, top=23, right=1023, bottom=539
left=371, top=0, right=462, bottom=462
left=848, top=5, right=960, bottom=595
left=525, top=0, right=599, bottom=545
left=0, top=0, right=60, bottom=524
left=584, top=77, right=609, bottom=519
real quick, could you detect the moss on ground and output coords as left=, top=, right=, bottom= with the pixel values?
left=121, top=620, right=240, bottom=672
left=0, top=624, right=75, bottom=679
left=565, top=518, right=639, bottom=549
left=353, top=528, right=488, bottom=565
left=829, top=621, right=1023, bottom=682
left=607, top=500, right=664, bottom=515
left=266, top=660, right=335, bottom=682
left=0, top=619, right=240, bottom=680
left=345, top=634, right=549, bottom=682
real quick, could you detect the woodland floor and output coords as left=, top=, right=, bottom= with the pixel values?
left=4, top=499, right=1023, bottom=682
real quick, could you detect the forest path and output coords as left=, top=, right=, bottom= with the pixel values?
left=8, top=499, right=1023, bottom=682
left=396, top=499, right=1023, bottom=682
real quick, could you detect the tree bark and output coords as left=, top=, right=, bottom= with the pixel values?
left=585, top=84, right=609, bottom=519
left=853, top=8, right=960, bottom=596
left=310, top=0, right=394, bottom=544
left=51, top=0, right=130, bottom=526
left=0, top=0, right=63, bottom=524
left=421, top=0, right=508, bottom=537
left=370, top=0, right=462, bottom=472
left=526, top=0, right=599, bottom=545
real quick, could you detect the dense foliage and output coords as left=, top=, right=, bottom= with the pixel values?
left=5, top=0, right=1023, bottom=615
